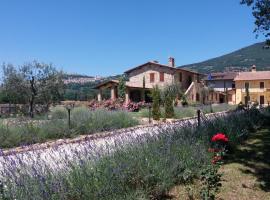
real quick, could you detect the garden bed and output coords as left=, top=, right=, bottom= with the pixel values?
left=1, top=107, right=268, bottom=199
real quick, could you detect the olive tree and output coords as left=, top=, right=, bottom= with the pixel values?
left=2, top=61, right=64, bottom=117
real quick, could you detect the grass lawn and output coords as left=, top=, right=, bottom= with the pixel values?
left=168, top=126, right=270, bottom=200
left=217, top=126, right=270, bottom=200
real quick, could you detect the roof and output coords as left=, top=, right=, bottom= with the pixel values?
left=234, top=71, right=270, bottom=81
left=206, top=72, right=238, bottom=81
left=94, top=79, right=152, bottom=89
left=124, top=61, right=203, bottom=75
left=93, top=80, right=119, bottom=89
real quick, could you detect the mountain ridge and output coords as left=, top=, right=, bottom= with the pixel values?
left=179, top=42, right=270, bottom=73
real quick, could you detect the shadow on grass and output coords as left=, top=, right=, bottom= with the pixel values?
left=227, top=126, right=270, bottom=192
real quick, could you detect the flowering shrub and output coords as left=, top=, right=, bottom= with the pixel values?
left=88, top=99, right=148, bottom=112
left=200, top=133, right=229, bottom=199
left=124, top=101, right=149, bottom=112
left=211, top=133, right=229, bottom=143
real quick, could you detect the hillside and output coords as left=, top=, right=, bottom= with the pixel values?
left=179, top=42, right=270, bottom=73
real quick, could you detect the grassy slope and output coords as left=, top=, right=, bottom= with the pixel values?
left=169, top=127, right=270, bottom=200
left=179, top=42, right=270, bottom=73
left=218, top=127, right=270, bottom=200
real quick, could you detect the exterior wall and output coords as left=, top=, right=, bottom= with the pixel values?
left=206, top=80, right=234, bottom=92
left=127, top=64, right=175, bottom=89
left=235, top=80, right=270, bottom=105
left=174, top=70, right=200, bottom=90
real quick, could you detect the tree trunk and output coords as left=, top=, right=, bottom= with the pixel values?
left=29, top=76, right=37, bottom=118
left=29, top=97, right=34, bottom=118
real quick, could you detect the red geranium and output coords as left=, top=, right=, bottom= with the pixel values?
left=211, top=133, right=229, bottom=142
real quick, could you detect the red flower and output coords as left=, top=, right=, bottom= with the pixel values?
left=211, top=133, right=229, bottom=142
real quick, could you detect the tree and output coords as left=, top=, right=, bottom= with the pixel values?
left=241, top=0, right=270, bottom=43
left=151, top=86, right=161, bottom=120
left=201, top=86, right=210, bottom=105
left=142, top=76, right=146, bottom=102
left=118, top=76, right=126, bottom=100
left=245, top=83, right=250, bottom=106
left=2, top=61, right=64, bottom=117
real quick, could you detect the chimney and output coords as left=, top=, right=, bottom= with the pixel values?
left=251, top=65, right=256, bottom=72
left=168, top=57, right=175, bottom=67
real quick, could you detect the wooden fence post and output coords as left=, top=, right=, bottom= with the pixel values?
left=197, top=109, right=201, bottom=127
left=148, top=104, right=151, bottom=124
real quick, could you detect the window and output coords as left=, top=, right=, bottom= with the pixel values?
left=160, top=72, right=164, bottom=82
left=260, top=82, right=264, bottom=89
left=232, top=83, right=235, bottom=89
left=215, top=93, right=218, bottom=100
left=150, top=73, right=155, bottom=83
left=179, top=72, right=182, bottom=82
left=245, top=82, right=249, bottom=89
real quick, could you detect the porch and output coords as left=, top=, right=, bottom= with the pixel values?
left=94, top=80, right=152, bottom=103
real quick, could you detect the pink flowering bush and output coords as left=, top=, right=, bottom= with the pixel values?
left=88, top=99, right=148, bottom=112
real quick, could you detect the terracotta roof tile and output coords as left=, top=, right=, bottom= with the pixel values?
left=234, top=71, right=270, bottom=81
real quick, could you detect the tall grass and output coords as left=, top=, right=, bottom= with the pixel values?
left=1, top=107, right=268, bottom=199
left=135, top=104, right=236, bottom=119
left=0, top=107, right=138, bottom=149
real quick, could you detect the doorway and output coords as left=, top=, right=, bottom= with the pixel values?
left=260, top=95, right=265, bottom=105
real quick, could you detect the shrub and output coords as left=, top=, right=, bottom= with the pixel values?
left=151, top=86, right=161, bottom=120
left=50, top=106, right=68, bottom=119
left=164, top=94, right=174, bottom=118
left=0, top=108, right=138, bottom=149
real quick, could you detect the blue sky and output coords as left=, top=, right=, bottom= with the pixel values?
left=0, top=0, right=263, bottom=76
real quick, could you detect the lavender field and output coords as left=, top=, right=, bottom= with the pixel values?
left=0, top=107, right=268, bottom=199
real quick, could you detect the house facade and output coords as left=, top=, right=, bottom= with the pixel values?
left=95, top=57, right=204, bottom=103
left=234, top=66, right=270, bottom=105
left=205, top=72, right=237, bottom=104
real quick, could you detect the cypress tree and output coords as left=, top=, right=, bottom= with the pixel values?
left=151, top=86, right=161, bottom=120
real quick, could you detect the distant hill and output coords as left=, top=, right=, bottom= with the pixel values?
left=179, top=42, right=270, bottom=73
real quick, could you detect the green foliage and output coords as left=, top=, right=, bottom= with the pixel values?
left=136, top=104, right=237, bottom=119
left=0, top=108, right=138, bottom=148
left=164, top=94, right=174, bottom=118
left=50, top=106, right=68, bottom=119
left=180, top=42, right=270, bottom=73
left=200, top=165, right=222, bottom=200
left=151, top=86, right=161, bottom=120
left=2, top=61, right=64, bottom=117
left=118, top=76, right=126, bottom=99
left=241, top=0, right=270, bottom=40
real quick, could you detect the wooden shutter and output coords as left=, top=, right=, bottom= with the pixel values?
left=150, top=73, right=155, bottom=83
left=160, top=72, right=164, bottom=82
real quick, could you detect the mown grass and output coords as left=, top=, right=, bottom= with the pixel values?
left=0, top=107, right=138, bottom=149
left=1, top=107, right=269, bottom=200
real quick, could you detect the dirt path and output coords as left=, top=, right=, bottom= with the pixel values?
left=218, top=127, right=270, bottom=200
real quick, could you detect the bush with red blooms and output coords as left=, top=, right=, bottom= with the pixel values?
left=209, top=133, right=229, bottom=164
left=211, top=133, right=229, bottom=142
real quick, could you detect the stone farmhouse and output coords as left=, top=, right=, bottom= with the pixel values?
left=94, top=57, right=204, bottom=104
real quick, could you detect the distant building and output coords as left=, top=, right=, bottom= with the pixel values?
left=63, top=76, right=103, bottom=84
left=234, top=65, right=270, bottom=105
left=205, top=72, right=237, bottom=104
